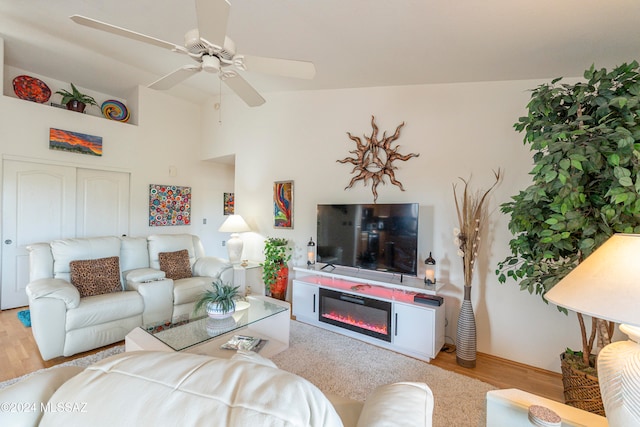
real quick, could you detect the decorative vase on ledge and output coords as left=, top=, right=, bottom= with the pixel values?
left=456, top=285, right=477, bottom=368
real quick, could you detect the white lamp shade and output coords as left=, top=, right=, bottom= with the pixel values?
left=218, top=215, right=251, bottom=233
left=544, top=233, right=640, bottom=328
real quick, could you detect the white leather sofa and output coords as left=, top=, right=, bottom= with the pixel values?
left=0, top=351, right=434, bottom=427
left=26, top=234, right=232, bottom=360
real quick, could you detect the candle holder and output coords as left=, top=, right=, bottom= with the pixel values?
left=307, top=237, right=316, bottom=268
left=424, top=252, right=436, bottom=285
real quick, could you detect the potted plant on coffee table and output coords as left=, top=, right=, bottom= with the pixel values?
left=260, top=237, right=292, bottom=300
left=194, top=279, right=240, bottom=319
left=497, top=61, right=640, bottom=416
left=55, top=82, right=98, bottom=113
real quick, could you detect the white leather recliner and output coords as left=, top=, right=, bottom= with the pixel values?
left=146, top=234, right=233, bottom=318
left=26, top=234, right=233, bottom=360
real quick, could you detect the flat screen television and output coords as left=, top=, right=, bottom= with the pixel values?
left=316, top=203, right=419, bottom=276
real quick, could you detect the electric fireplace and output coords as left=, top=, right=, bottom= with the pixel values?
left=319, top=288, right=392, bottom=342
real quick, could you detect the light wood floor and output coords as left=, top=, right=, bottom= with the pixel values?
left=0, top=306, right=564, bottom=403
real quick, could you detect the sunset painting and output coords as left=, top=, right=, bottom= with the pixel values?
left=49, top=128, right=103, bottom=156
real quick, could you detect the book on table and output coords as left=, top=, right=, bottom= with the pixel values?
left=221, top=335, right=267, bottom=352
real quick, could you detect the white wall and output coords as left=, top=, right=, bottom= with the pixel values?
left=201, top=81, right=585, bottom=373
left=0, top=37, right=235, bottom=261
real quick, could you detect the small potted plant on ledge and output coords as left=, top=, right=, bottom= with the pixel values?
left=194, top=279, right=240, bottom=319
left=260, top=237, right=292, bottom=300
left=55, top=83, right=98, bottom=113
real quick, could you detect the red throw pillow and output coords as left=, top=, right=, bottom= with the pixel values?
left=159, top=249, right=192, bottom=280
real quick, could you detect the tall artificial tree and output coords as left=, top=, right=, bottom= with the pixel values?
left=497, top=61, right=640, bottom=368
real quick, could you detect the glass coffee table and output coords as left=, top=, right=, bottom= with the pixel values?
left=125, top=295, right=290, bottom=358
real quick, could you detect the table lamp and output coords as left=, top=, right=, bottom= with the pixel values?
left=545, top=233, right=640, bottom=426
left=218, top=214, right=250, bottom=265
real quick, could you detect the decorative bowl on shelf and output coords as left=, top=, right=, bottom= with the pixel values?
left=101, top=100, right=130, bottom=122
left=12, top=75, right=51, bottom=103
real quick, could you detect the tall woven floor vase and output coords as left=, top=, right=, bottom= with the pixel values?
left=456, top=286, right=477, bottom=368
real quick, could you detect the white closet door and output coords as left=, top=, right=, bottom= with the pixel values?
left=1, top=161, right=131, bottom=309
left=76, top=168, right=130, bottom=238
left=1, top=160, right=77, bottom=309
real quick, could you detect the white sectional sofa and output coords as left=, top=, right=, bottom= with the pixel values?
left=26, top=234, right=232, bottom=360
left=0, top=350, right=434, bottom=427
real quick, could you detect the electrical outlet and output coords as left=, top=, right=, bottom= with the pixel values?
left=203, top=218, right=207, bottom=225
left=222, top=240, right=226, bottom=246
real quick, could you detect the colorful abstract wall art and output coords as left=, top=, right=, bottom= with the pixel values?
left=49, top=128, right=103, bottom=156
left=223, top=193, right=234, bottom=215
left=273, top=181, right=293, bottom=229
left=149, top=184, right=191, bottom=226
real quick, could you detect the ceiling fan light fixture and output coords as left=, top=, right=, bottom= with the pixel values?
left=202, top=55, right=221, bottom=73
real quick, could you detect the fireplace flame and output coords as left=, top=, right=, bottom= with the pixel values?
left=322, top=311, right=388, bottom=335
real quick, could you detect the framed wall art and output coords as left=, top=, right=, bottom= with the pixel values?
left=273, top=180, right=293, bottom=229
left=149, top=184, right=191, bottom=226
left=223, top=192, right=234, bottom=215
left=49, top=128, right=103, bottom=156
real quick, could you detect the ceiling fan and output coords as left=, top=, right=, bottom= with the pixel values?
left=70, top=0, right=316, bottom=107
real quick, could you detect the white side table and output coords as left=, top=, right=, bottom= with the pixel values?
left=233, top=262, right=263, bottom=296
left=486, top=389, right=608, bottom=427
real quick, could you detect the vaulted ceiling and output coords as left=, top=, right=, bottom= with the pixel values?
left=2, top=0, right=640, bottom=104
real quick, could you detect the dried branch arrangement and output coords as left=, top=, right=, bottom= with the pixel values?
left=453, top=169, right=502, bottom=287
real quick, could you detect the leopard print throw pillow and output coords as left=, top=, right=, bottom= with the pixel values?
left=69, top=256, right=122, bottom=298
left=159, top=249, right=192, bottom=280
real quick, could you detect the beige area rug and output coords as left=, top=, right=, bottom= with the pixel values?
left=1, top=321, right=494, bottom=426
left=272, top=321, right=495, bottom=427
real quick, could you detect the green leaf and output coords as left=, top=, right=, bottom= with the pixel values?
left=614, top=166, right=631, bottom=179
left=610, top=97, right=628, bottom=108
left=570, top=159, right=583, bottom=171
left=579, top=238, right=595, bottom=250
left=619, top=176, right=633, bottom=187
left=609, top=153, right=621, bottom=166
left=614, top=193, right=629, bottom=204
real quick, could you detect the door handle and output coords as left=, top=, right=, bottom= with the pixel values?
left=4, top=239, right=12, bottom=245
left=395, top=312, right=398, bottom=336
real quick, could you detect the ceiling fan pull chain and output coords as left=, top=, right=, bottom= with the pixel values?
left=218, top=77, right=223, bottom=125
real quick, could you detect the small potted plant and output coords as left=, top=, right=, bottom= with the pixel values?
left=260, top=237, right=292, bottom=300
left=55, top=83, right=98, bottom=113
left=194, top=279, right=240, bottom=319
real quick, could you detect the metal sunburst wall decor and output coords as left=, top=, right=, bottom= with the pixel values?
left=337, top=115, right=419, bottom=202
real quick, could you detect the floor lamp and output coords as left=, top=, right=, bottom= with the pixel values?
left=218, top=214, right=250, bottom=265
left=545, top=233, right=640, bottom=426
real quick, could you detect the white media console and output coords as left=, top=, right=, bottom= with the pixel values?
left=292, top=265, right=446, bottom=362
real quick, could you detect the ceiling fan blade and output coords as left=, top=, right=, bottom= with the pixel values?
left=148, top=65, right=201, bottom=90
left=222, top=72, right=266, bottom=107
left=70, top=15, right=185, bottom=52
left=242, top=55, right=316, bottom=80
left=195, top=0, right=230, bottom=47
